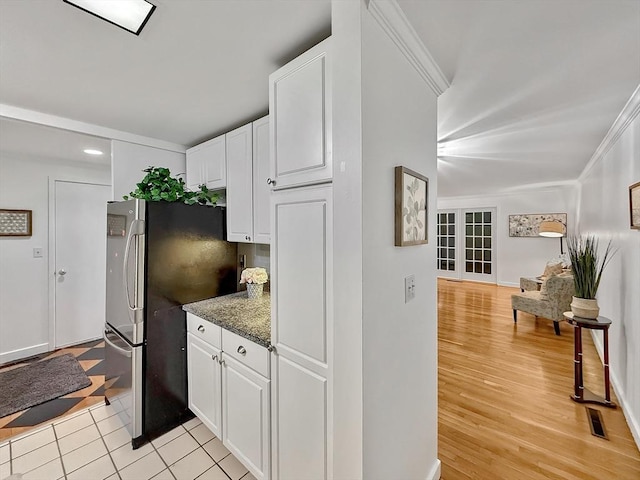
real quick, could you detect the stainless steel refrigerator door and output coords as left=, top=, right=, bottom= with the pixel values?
left=106, top=199, right=146, bottom=345
left=104, top=325, right=142, bottom=441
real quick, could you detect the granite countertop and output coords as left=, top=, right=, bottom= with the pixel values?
left=183, top=291, right=271, bottom=347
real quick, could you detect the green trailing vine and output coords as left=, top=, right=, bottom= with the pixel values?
left=123, top=167, right=220, bottom=206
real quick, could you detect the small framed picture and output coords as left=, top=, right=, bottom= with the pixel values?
left=0, top=209, right=33, bottom=236
left=395, top=166, right=428, bottom=246
left=630, top=181, right=640, bottom=230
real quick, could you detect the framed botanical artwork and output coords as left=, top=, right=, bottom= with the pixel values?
left=630, top=181, right=640, bottom=230
left=508, top=213, right=567, bottom=237
left=395, top=166, right=428, bottom=246
left=0, top=209, right=33, bottom=236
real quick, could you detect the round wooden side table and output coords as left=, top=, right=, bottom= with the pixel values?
left=563, top=312, right=616, bottom=408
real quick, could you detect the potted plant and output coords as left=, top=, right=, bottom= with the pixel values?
left=566, top=235, right=615, bottom=319
left=123, top=166, right=220, bottom=205
left=240, top=267, right=268, bottom=299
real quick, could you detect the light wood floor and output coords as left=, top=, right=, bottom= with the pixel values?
left=438, top=279, right=640, bottom=480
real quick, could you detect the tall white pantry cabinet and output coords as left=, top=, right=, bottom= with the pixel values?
left=269, top=38, right=334, bottom=479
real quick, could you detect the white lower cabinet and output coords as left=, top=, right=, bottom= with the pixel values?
left=187, top=319, right=271, bottom=480
left=222, top=355, right=271, bottom=479
left=187, top=333, right=222, bottom=439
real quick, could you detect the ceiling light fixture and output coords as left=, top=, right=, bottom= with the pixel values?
left=84, top=149, right=104, bottom=155
left=63, top=0, right=156, bottom=36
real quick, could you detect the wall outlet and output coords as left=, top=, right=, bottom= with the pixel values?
left=405, top=274, right=415, bottom=303
left=33, top=247, right=43, bottom=258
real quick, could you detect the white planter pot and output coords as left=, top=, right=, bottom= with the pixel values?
left=246, top=283, right=264, bottom=299
left=571, top=296, right=599, bottom=319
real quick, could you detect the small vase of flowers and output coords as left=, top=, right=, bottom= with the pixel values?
left=240, top=267, right=268, bottom=299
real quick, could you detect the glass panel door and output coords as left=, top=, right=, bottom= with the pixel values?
left=437, top=207, right=496, bottom=283
left=436, top=210, right=458, bottom=279
left=461, top=208, right=496, bottom=283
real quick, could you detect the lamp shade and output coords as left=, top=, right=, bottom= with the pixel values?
left=538, top=220, right=565, bottom=237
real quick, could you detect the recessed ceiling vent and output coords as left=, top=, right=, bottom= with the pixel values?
left=63, top=0, right=156, bottom=36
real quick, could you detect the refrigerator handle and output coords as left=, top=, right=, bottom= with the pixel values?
left=104, top=328, right=133, bottom=358
left=123, top=219, right=145, bottom=315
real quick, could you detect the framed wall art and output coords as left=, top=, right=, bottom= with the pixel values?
left=0, top=209, right=33, bottom=237
left=508, top=213, right=567, bottom=237
left=395, top=166, right=428, bottom=246
left=630, top=181, right=640, bottom=230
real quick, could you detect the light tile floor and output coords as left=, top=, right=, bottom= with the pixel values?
left=0, top=403, right=256, bottom=480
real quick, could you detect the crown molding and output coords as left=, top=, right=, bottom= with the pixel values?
left=0, top=103, right=186, bottom=153
left=367, top=0, right=450, bottom=96
left=579, top=84, right=640, bottom=182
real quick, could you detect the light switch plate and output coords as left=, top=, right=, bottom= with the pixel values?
left=405, top=275, right=415, bottom=303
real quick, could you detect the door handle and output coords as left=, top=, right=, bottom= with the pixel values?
left=58, top=269, right=67, bottom=276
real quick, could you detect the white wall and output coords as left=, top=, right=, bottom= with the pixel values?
left=332, top=1, right=364, bottom=477
left=0, top=152, right=110, bottom=363
left=576, top=90, right=640, bottom=447
left=438, top=186, right=577, bottom=286
left=111, top=140, right=185, bottom=201
left=331, top=2, right=441, bottom=478
left=361, top=7, right=440, bottom=479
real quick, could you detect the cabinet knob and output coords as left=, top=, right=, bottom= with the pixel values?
left=245, top=235, right=251, bottom=241
left=211, top=354, right=218, bottom=362
left=237, top=346, right=247, bottom=356
left=219, top=359, right=225, bottom=366
left=267, top=178, right=276, bottom=186
left=197, top=325, right=205, bottom=333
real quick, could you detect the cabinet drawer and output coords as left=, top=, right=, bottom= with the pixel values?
left=187, top=313, right=221, bottom=349
left=222, top=329, right=269, bottom=378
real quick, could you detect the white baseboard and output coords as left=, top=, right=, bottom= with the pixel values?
left=590, top=331, right=640, bottom=450
left=498, top=281, right=519, bottom=288
left=0, top=343, right=49, bottom=366
left=425, top=459, right=441, bottom=480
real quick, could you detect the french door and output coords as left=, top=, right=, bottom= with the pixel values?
left=437, top=207, right=496, bottom=283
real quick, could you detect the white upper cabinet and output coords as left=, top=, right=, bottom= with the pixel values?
left=252, top=116, right=271, bottom=244
left=269, top=38, right=332, bottom=190
left=226, top=116, right=271, bottom=244
left=226, top=124, right=254, bottom=242
left=186, top=134, right=226, bottom=191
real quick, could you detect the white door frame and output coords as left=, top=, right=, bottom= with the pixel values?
left=48, top=178, right=110, bottom=349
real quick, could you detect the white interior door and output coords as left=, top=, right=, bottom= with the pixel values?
left=461, top=208, right=496, bottom=283
left=54, top=180, right=110, bottom=348
left=437, top=207, right=497, bottom=284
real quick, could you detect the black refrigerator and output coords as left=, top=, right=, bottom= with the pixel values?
left=104, top=199, right=237, bottom=448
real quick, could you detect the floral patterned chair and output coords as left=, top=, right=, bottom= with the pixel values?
left=511, top=273, right=574, bottom=335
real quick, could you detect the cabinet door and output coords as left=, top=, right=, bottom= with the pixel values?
left=187, top=333, right=222, bottom=439
left=222, top=355, right=271, bottom=480
left=269, top=38, right=332, bottom=190
left=253, top=116, right=271, bottom=244
left=271, top=185, right=332, bottom=479
left=200, top=135, right=227, bottom=190
left=185, top=146, right=204, bottom=191
left=226, top=124, right=254, bottom=242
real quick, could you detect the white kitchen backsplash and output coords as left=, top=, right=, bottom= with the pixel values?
left=238, top=243, right=270, bottom=273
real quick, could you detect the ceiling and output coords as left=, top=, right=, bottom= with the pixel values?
left=0, top=118, right=111, bottom=166
left=1, top=0, right=638, bottom=197
left=399, top=0, right=640, bottom=197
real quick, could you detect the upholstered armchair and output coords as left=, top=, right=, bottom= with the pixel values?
left=511, top=274, right=574, bottom=335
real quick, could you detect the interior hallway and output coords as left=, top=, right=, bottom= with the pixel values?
left=438, top=279, right=640, bottom=479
